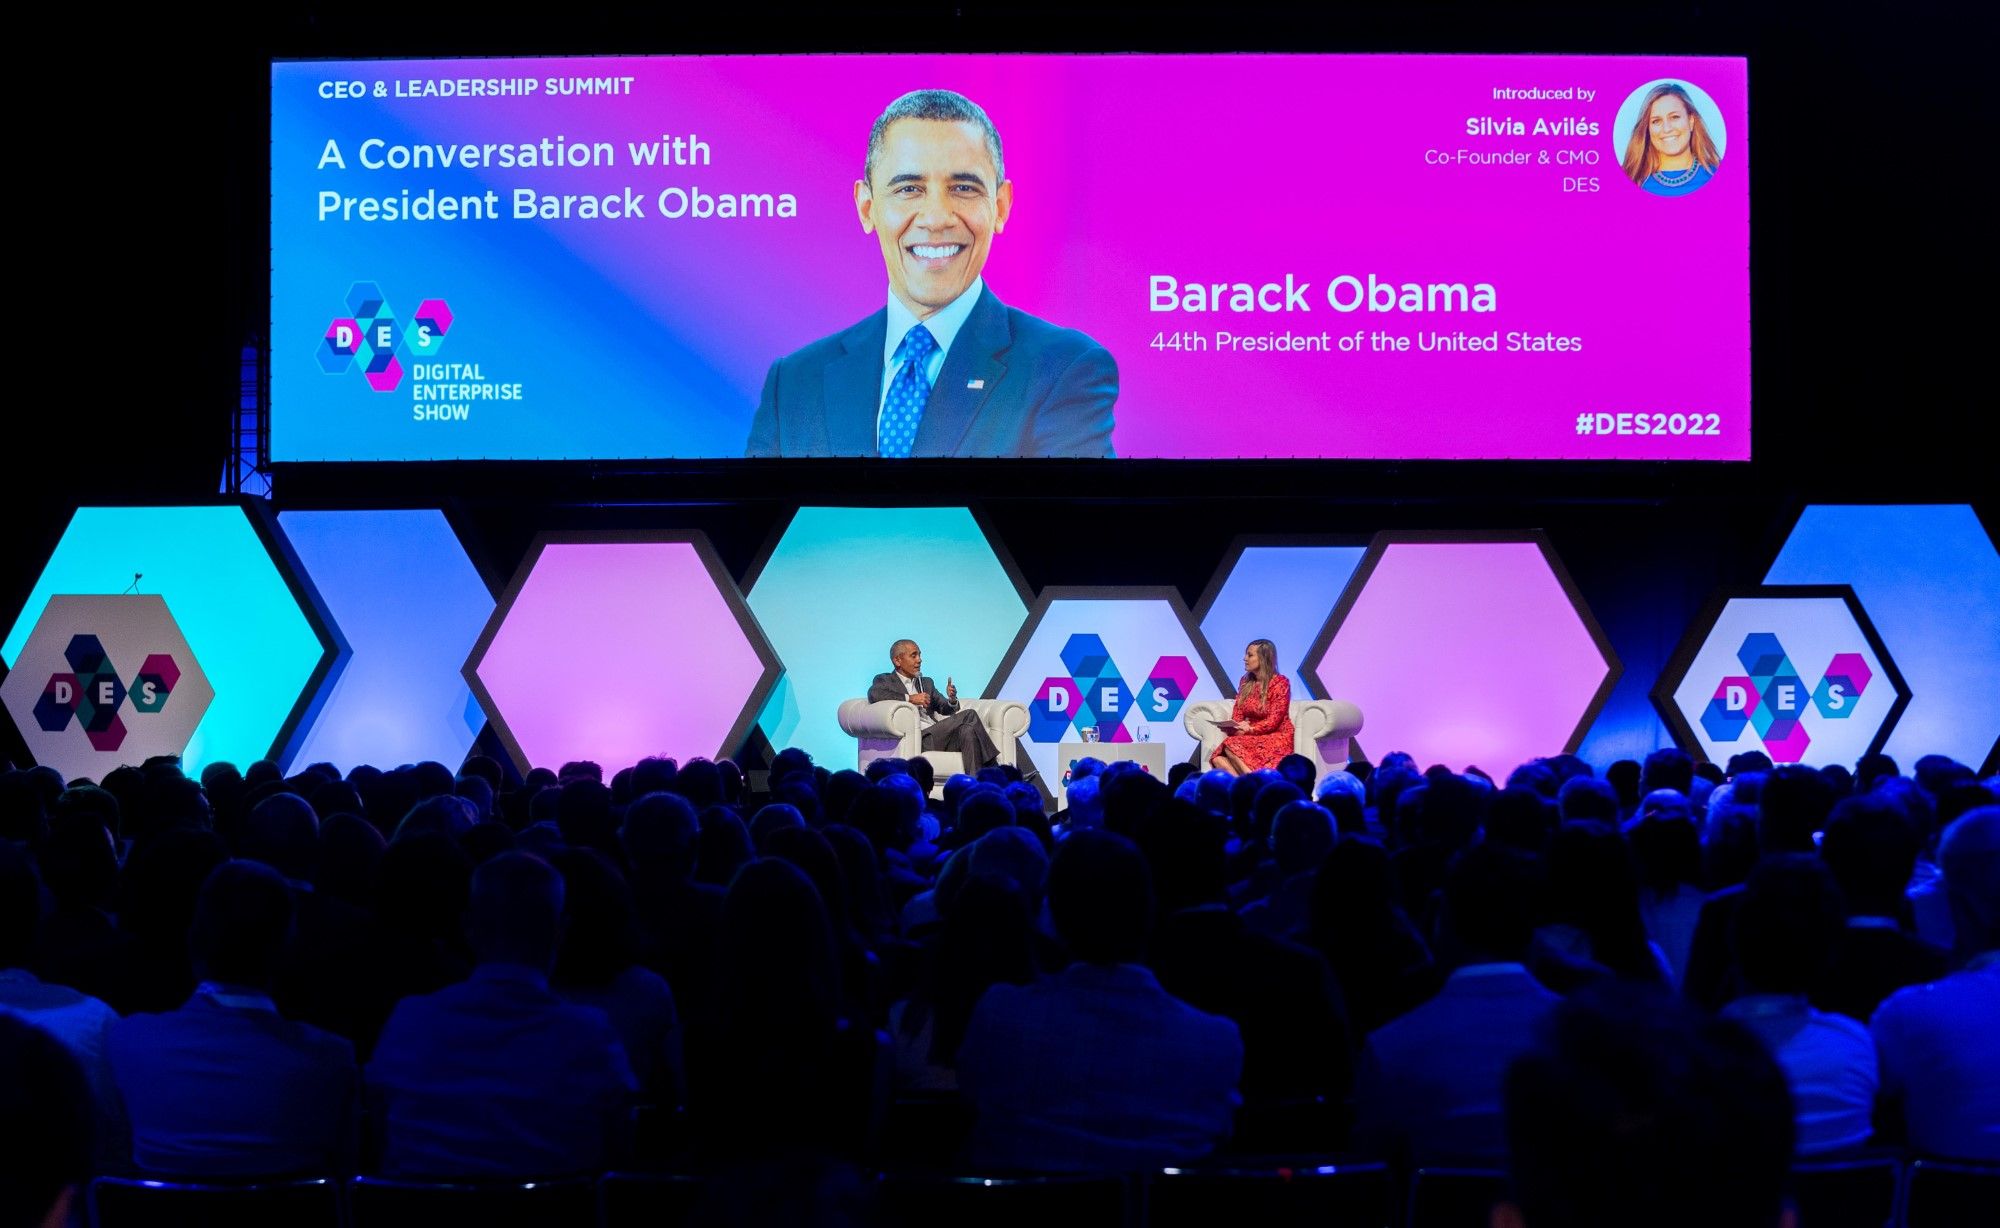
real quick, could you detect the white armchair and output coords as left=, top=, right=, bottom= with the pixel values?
left=837, top=697, right=1030, bottom=793
left=1182, top=698, right=1365, bottom=779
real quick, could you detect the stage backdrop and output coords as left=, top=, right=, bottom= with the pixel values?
left=273, top=54, right=1748, bottom=461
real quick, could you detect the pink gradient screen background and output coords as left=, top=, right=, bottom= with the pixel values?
left=274, top=55, right=1749, bottom=460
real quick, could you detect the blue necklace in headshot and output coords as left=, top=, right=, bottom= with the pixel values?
left=1651, top=164, right=1704, bottom=188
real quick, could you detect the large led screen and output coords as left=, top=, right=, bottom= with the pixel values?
left=273, top=55, right=1749, bottom=461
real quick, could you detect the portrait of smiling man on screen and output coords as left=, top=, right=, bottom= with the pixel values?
left=746, top=89, right=1118, bottom=459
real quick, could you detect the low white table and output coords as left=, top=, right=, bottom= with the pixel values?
left=1056, top=739, right=1169, bottom=797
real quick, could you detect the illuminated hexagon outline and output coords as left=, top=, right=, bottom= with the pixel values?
left=1, top=502, right=348, bottom=772
left=1300, top=530, right=1623, bottom=757
left=245, top=501, right=352, bottom=770
left=276, top=507, right=496, bottom=773
left=737, top=505, right=1033, bottom=767
left=1650, top=584, right=1911, bottom=765
left=738, top=504, right=1032, bottom=601
left=461, top=530, right=782, bottom=773
left=986, top=585, right=1234, bottom=725
left=1192, top=534, right=1371, bottom=701
left=1763, top=503, right=2000, bottom=775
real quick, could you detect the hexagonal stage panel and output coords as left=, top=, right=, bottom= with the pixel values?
left=1765, top=504, right=1999, bottom=769
left=1303, top=532, right=1619, bottom=775
left=465, top=532, right=779, bottom=774
left=279, top=509, right=495, bottom=773
left=2, top=507, right=336, bottom=773
left=990, top=588, right=1231, bottom=789
left=1654, top=586, right=1908, bottom=767
left=0, top=595, right=216, bottom=782
left=744, top=507, right=1030, bottom=768
left=1195, top=537, right=1367, bottom=700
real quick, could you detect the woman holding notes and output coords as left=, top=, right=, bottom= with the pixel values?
left=1210, top=639, right=1295, bottom=775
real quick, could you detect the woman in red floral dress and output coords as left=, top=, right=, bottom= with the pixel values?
left=1212, top=639, right=1295, bottom=774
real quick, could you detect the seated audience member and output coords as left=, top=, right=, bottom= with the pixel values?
left=1143, top=802, right=1353, bottom=1102
left=1485, top=787, right=1556, bottom=853
left=1629, top=798, right=1707, bottom=986
left=110, top=828, right=229, bottom=1014
left=699, top=858, right=886, bottom=1162
left=849, top=781, right=930, bottom=903
left=1555, top=776, right=1620, bottom=826
left=1314, top=770, right=1368, bottom=835
left=367, top=852, right=636, bottom=1177
left=694, top=806, right=754, bottom=887
left=351, top=832, right=473, bottom=1056
left=1498, top=984, right=1796, bottom=1228
left=1532, top=821, right=1671, bottom=988
left=1275, top=753, right=1317, bottom=796
left=1683, top=764, right=1836, bottom=1010
left=621, top=792, right=723, bottom=1031
left=1305, top=836, right=1436, bottom=1035
left=1604, top=759, right=1643, bottom=817
left=108, top=861, right=358, bottom=1176
left=0, top=1014, right=96, bottom=1228
left=1239, top=800, right=1336, bottom=938
left=33, top=803, right=133, bottom=1008
left=957, top=830, right=1243, bottom=1171
left=1721, top=856, right=1877, bottom=1153
left=1101, top=765, right=1170, bottom=838
left=240, top=793, right=374, bottom=1045
left=1871, top=806, right=2000, bottom=1160
left=552, top=848, right=684, bottom=1104
left=1816, top=795, right=1950, bottom=1021
left=0, top=844, right=125, bottom=1166
left=1354, top=843, right=1560, bottom=1165
left=1192, top=769, right=1235, bottom=819
left=1910, top=780, right=2000, bottom=949
left=1639, top=747, right=1696, bottom=801
left=889, top=873, right=1039, bottom=1092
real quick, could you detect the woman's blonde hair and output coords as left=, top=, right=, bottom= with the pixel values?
left=1243, top=639, right=1279, bottom=699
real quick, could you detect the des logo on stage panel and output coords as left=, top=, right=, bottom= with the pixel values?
left=1657, top=587, right=1908, bottom=767
left=1028, top=633, right=1198, bottom=744
left=0, top=595, right=215, bottom=781
left=992, top=591, right=1230, bottom=791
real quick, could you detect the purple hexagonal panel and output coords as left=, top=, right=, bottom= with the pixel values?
left=1306, top=534, right=1619, bottom=774
left=465, top=534, right=780, bottom=773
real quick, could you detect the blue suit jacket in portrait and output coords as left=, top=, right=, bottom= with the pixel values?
left=746, top=285, right=1117, bottom=458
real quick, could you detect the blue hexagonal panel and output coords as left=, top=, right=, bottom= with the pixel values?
left=2, top=507, right=335, bottom=772
left=745, top=507, right=1030, bottom=769
left=1766, top=505, right=2000, bottom=768
left=278, top=509, right=495, bottom=773
left=1197, top=540, right=1367, bottom=700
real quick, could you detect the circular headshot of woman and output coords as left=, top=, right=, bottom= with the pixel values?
left=1613, top=80, right=1728, bottom=197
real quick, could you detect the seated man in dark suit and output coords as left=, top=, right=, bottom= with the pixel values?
left=747, top=88, right=1116, bottom=458
left=107, top=860, right=359, bottom=1176
left=1353, top=843, right=1561, bottom=1165
left=1499, top=984, right=1796, bottom=1228
left=366, top=852, right=637, bottom=1177
left=957, top=830, right=1243, bottom=1171
left=1816, top=794, right=1950, bottom=1021
left=868, top=639, right=998, bottom=773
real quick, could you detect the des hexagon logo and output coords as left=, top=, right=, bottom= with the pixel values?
left=1655, top=586, right=1909, bottom=767
left=1, top=595, right=214, bottom=780
left=318, top=282, right=451, bottom=393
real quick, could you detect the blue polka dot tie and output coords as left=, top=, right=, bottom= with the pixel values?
left=878, top=324, right=938, bottom=459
